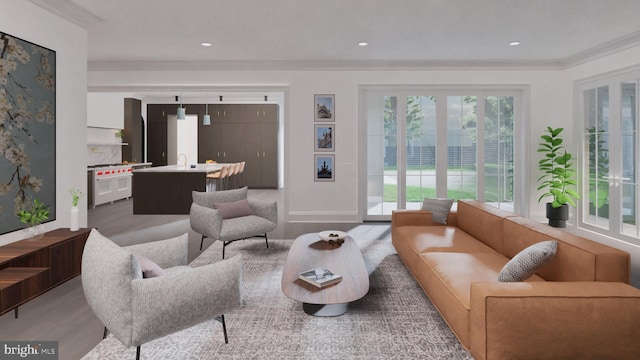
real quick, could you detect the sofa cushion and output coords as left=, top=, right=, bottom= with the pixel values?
left=394, top=226, right=498, bottom=254
left=416, top=252, right=544, bottom=348
left=422, top=252, right=545, bottom=310
left=421, top=198, right=454, bottom=224
left=497, top=240, right=557, bottom=282
left=456, top=200, right=515, bottom=254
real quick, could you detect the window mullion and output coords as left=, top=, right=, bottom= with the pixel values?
left=476, top=95, right=486, bottom=202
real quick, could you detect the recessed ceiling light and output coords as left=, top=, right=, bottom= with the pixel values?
left=509, top=41, right=521, bottom=46
left=201, top=42, right=212, bottom=47
left=358, top=41, right=368, bottom=47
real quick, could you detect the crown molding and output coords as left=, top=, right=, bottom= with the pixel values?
left=29, top=0, right=102, bottom=28
left=88, top=59, right=565, bottom=72
left=561, top=30, right=640, bottom=68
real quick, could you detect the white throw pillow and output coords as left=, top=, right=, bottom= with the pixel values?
left=421, top=198, right=454, bottom=224
left=497, top=240, right=558, bottom=282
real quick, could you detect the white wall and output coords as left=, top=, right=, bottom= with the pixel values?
left=0, top=0, right=88, bottom=245
left=88, top=68, right=567, bottom=222
left=87, top=92, right=130, bottom=128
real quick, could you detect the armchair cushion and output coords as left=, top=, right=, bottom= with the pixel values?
left=214, top=199, right=254, bottom=219
left=135, top=255, right=165, bottom=278
left=124, top=233, right=189, bottom=268
left=192, top=186, right=248, bottom=208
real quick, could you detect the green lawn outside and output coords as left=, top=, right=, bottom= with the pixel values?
left=383, top=184, right=477, bottom=202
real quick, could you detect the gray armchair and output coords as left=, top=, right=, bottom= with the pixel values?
left=81, top=229, right=242, bottom=360
left=190, top=186, right=277, bottom=258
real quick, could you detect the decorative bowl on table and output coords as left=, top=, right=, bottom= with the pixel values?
left=318, top=230, right=347, bottom=244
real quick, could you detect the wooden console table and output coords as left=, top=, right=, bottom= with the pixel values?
left=0, top=228, right=91, bottom=318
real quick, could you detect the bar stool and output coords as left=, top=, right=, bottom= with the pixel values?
left=238, top=162, right=246, bottom=188
left=206, top=165, right=229, bottom=191
left=229, top=163, right=240, bottom=189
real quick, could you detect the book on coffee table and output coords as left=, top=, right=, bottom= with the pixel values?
left=298, top=268, right=342, bottom=288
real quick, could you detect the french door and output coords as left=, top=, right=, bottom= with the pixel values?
left=579, top=75, right=640, bottom=244
left=364, top=88, right=520, bottom=220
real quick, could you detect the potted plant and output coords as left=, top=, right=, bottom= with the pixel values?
left=537, top=126, right=580, bottom=227
left=17, top=198, right=50, bottom=239
left=69, top=187, right=84, bottom=231
left=115, top=129, right=124, bottom=141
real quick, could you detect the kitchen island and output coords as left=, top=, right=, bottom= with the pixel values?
left=132, top=163, right=224, bottom=214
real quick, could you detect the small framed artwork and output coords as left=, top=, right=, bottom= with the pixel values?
left=314, top=94, right=335, bottom=121
left=314, top=124, right=334, bottom=151
left=314, top=154, right=335, bottom=182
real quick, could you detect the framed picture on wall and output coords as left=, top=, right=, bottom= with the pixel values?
left=314, top=154, right=335, bottom=182
left=314, top=124, right=334, bottom=151
left=0, top=31, right=56, bottom=236
left=314, top=94, right=335, bottom=121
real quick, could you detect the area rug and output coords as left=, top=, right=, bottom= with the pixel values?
left=82, top=235, right=472, bottom=360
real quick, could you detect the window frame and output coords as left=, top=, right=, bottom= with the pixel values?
left=358, top=85, right=529, bottom=221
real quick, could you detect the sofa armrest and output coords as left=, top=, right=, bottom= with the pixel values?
left=190, top=203, right=223, bottom=240
left=392, top=210, right=457, bottom=227
left=469, top=282, right=640, bottom=360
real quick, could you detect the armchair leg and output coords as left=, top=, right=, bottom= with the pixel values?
left=200, top=235, right=205, bottom=251
left=103, top=327, right=108, bottom=339
left=216, top=315, right=229, bottom=343
left=265, top=233, right=269, bottom=249
left=136, top=345, right=140, bottom=360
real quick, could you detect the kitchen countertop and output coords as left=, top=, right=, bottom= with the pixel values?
left=87, top=162, right=152, bottom=170
left=132, top=163, right=224, bottom=173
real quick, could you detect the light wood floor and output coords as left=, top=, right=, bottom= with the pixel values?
left=0, top=189, right=367, bottom=360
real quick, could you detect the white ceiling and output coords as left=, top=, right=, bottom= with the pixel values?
left=32, top=0, right=640, bottom=70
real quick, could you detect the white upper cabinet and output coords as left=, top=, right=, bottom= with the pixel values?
left=87, top=92, right=127, bottom=128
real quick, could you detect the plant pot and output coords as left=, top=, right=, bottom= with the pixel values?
left=70, top=206, right=79, bottom=231
left=24, top=224, right=44, bottom=241
left=546, top=203, right=569, bottom=228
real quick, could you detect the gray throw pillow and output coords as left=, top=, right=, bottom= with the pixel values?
left=497, top=240, right=558, bottom=282
left=135, top=255, right=165, bottom=278
left=421, top=198, right=454, bottom=224
left=213, top=199, right=254, bottom=219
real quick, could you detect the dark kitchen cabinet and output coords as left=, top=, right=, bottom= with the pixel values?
left=123, top=98, right=143, bottom=163
left=146, top=104, right=172, bottom=166
left=198, top=104, right=278, bottom=188
left=151, top=103, right=279, bottom=188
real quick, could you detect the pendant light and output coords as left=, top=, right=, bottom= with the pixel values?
left=203, top=92, right=211, bottom=125
left=177, top=93, right=185, bottom=120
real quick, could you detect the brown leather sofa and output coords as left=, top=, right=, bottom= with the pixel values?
left=392, top=200, right=640, bottom=360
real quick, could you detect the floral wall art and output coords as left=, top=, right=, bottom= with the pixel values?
left=0, top=31, right=56, bottom=235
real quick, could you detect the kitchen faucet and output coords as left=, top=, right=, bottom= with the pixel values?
left=178, top=153, right=187, bottom=167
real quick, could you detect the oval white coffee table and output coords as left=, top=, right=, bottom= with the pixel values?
left=281, top=233, right=369, bottom=316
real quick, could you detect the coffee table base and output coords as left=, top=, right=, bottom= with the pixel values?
left=303, top=303, right=348, bottom=317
